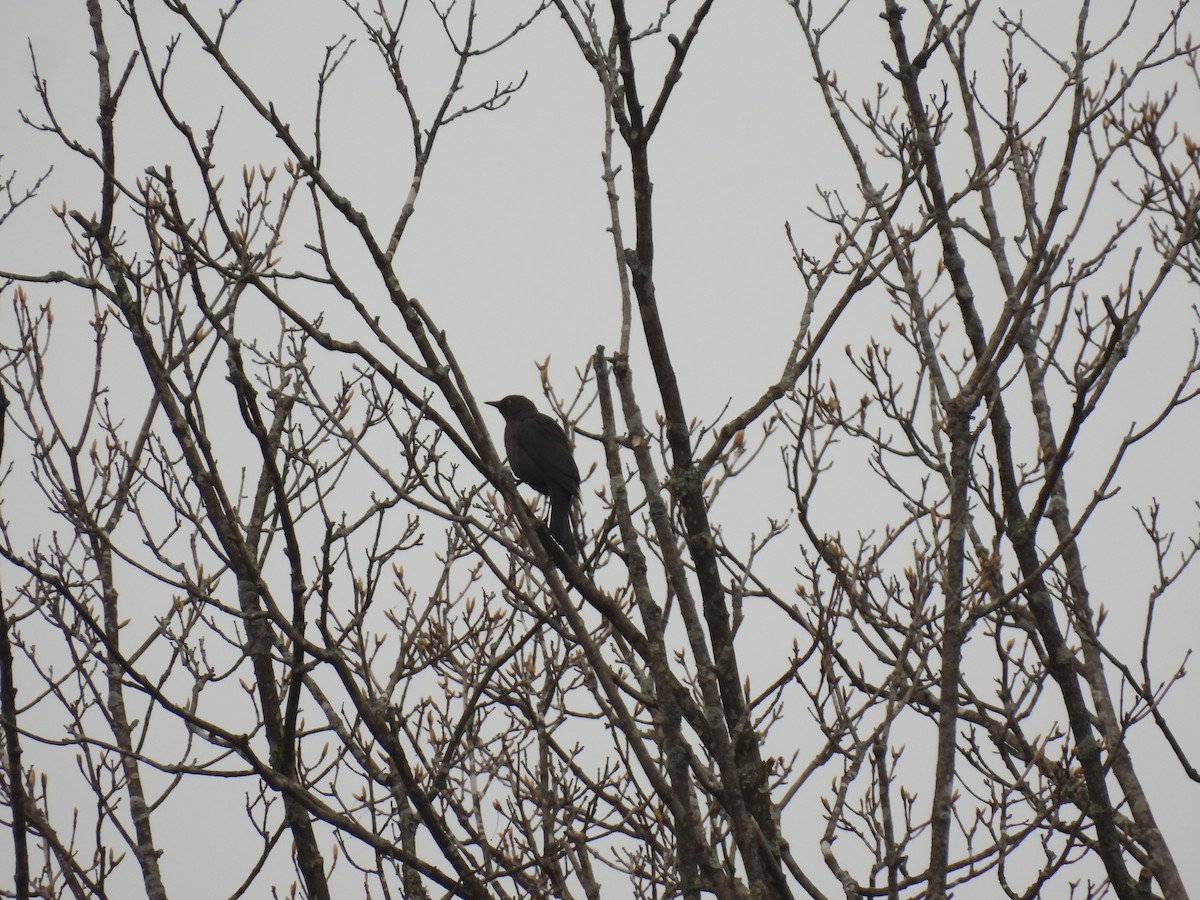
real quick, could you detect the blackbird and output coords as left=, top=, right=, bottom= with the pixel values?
left=487, top=395, right=580, bottom=558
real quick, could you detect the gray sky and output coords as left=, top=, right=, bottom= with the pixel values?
left=2, top=0, right=1199, bottom=895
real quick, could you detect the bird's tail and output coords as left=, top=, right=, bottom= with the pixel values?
left=548, top=487, right=578, bottom=559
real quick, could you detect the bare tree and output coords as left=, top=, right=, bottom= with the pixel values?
left=1, top=1, right=1198, bottom=898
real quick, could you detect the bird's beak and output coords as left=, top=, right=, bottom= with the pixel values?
left=485, top=400, right=500, bottom=409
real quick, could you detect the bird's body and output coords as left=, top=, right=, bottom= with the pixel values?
left=487, top=395, right=580, bottom=558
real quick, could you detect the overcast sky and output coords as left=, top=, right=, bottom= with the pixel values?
left=2, top=0, right=1199, bottom=895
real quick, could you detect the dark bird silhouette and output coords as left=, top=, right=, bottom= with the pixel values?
left=487, top=395, right=580, bottom=558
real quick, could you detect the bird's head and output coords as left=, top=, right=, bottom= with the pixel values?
left=486, top=395, right=538, bottom=421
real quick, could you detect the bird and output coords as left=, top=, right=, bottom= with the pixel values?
left=486, top=394, right=580, bottom=558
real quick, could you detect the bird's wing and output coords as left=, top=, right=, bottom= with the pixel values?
left=513, top=415, right=581, bottom=496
